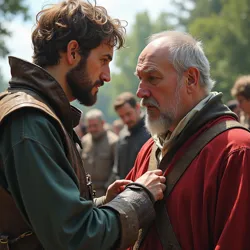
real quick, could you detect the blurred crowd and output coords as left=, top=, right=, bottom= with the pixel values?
left=74, top=91, right=150, bottom=197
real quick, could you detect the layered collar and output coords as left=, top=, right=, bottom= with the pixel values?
left=8, top=56, right=81, bottom=136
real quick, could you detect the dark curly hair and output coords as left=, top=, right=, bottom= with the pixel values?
left=32, top=0, right=126, bottom=67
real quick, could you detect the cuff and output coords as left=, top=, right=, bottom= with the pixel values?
left=93, top=196, right=106, bottom=207
left=101, top=186, right=155, bottom=249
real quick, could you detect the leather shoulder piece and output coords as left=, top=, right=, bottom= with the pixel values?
left=0, top=90, right=90, bottom=199
left=101, top=185, right=155, bottom=249
left=0, top=91, right=63, bottom=129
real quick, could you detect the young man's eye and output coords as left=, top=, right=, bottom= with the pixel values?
left=101, top=58, right=108, bottom=64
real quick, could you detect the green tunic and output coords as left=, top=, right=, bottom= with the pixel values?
left=0, top=108, right=120, bottom=249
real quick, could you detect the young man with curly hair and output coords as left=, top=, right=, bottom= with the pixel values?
left=0, top=1, right=166, bottom=249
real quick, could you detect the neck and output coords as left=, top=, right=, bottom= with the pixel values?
left=169, top=91, right=208, bottom=133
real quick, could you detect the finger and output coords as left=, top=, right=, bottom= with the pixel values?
left=143, top=169, right=163, bottom=176
left=150, top=169, right=163, bottom=176
left=113, top=179, right=133, bottom=187
left=157, top=185, right=166, bottom=200
left=161, top=183, right=166, bottom=191
left=160, top=176, right=166, bottom=183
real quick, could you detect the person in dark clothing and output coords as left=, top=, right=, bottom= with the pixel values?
left=112, top=92, right=151, bottom=179
left=0, top=1, right=166, bottom=249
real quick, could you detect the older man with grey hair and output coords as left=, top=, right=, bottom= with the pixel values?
left=126, top=30, right=250, bottom=250
left=80, top=109, right=118, bottom=197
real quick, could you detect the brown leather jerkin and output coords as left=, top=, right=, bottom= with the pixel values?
left=0, top=90, right=91, bottom=250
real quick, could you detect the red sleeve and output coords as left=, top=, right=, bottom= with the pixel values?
left=126, top=138, right=154, bottom=182
left=214, top=147, right=250, bottom=249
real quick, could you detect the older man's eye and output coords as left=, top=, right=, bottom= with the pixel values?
left=148, top=76, right=157, bottom=82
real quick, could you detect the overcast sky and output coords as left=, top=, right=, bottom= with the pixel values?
left=0, top=0, right=174, bottom=80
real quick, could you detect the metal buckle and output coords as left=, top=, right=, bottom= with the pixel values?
left=86, top=174, right=96, bottom=199
left=0, top=231, right=33, bottom=246
left=9, top=231, right=33, bottom=244
left=0, top=234, right=9, bottom=244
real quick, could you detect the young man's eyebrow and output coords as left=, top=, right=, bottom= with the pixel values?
left=103, top=54, right=113, bottom=61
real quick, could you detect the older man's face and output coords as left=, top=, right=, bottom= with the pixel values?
left=135, top=39, right=185, bottom=135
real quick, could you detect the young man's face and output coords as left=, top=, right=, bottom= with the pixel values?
left=67, top=43, right=113, bottom=106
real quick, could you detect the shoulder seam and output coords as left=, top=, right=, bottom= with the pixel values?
left=3, top=136, right=61, bottom=165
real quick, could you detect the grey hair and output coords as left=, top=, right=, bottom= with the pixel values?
left=85, top=109, right=104, bottom=121
left=148, top=31, right=215, bottom=92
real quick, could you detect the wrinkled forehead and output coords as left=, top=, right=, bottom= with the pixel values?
left=136, top=41, right=169, bottom=72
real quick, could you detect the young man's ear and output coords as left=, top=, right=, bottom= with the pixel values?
left=66, top=40, right=80, bottom=65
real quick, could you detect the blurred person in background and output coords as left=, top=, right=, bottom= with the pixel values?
left=80, top=109, right=118, bottom=196
left=74, top=112, right=87, bottom=139
left=226, top=99, right=241, bottom=117
left=231, top=75, right=250, bottom=129
left=112, top=92, right=150, bottom=179
left=112, top=118, right=124, bottom=135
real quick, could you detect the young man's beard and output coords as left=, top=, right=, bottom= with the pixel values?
left=66, top=57, right=103, bottom=106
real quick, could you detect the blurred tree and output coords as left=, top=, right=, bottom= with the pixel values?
left=0, top=0, right=29, bottom=57
left=0, top=69, right=8, bottom=92
left=173, top=0, right=250, bottom=101
left=0, top=0, right=29, bottom=93
left=172, top=0, right=222, bottom=28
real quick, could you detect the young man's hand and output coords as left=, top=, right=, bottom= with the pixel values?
left=105, top=179, right=133, bottom=203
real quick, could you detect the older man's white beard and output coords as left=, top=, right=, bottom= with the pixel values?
left=145, top=111, right=174, bottom=136
left=144, top=93, right=180, bottom=136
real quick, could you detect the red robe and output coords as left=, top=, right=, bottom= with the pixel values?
left=127, top=116, right=250, bottom=250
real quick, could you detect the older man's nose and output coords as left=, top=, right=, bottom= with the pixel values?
left=136, top=87, right=150, bottom=98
